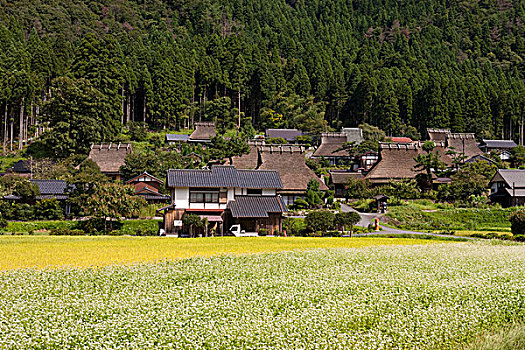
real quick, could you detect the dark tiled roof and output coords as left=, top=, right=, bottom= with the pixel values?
left=88, top=143, right=132, bottom=174
left=31, top=180, right=68, bottom=195
left=265, top=129, right=303, bottom=141
left=166, top=134, right=191, bottom=142
left=480, top=140, right=518, bottom=149
left=464, top=155, right=496, bottom=164
left=494, top=169, right=525, bottom=188
left=166, top=166, right=282, bottom=189
left=227, top=196, right=287, bottom=218
left=37, top=195, right=69, bottom=200
left=189, top=122, right=216, bottom=141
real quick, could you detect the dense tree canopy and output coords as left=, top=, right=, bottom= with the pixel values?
left=1, top=0, right=525, bottom=156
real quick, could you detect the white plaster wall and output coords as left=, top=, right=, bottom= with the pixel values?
left=228, top=188, right=236, bottom=201
left=174, top=187, right=189, bottom=209
left=262, top=189, right=276, bottom=196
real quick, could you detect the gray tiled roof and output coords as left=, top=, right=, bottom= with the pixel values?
left=265, top=129, right=303, bottom=141
left=496, top=169, right=525, bottom=188
left=480, top=140, right=518, bottom=149
left=31, top=180, right=69, bottom=195
left=167, top=166, right=282, bottom=189
left=166, top=134, right=191, bottom=142
left=227, top=196, right=287, bottom=218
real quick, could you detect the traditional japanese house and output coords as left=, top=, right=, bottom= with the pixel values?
left=489, top=169, right=525, bottom=207
left=427, top=128, right=483, bottom=161
left=478, top=140, right=517, bottom=160
left=312, top=132, right=352, bottom=165
left=329, top=170, right=365, bottom=197
left=265, top=129, right=304, bottom=142
left=230, top=144, right=328, bottom=206
left=366, top=141, right=452, bottom=185
left=88, top=143, right=132, bottom=181
left=188, top=122, right=216, bottom=143
left=159, top=165, right=286, bottom=236
left=125, top=172, right=170, bottom=202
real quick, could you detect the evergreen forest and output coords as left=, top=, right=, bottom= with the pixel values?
left=1, top=0, right=525, bottom=157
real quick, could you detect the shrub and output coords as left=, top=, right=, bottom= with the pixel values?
left=283, top=217, right=307, bottom=236
left=258, top=228, right=269, bottom=236
left=305, top=210, right=335, bottom=232
left=50, top=228, right=85, bottom=236
left=510, top=209, right=525, bottom=235
left=334, top=212, right=361, bottom=232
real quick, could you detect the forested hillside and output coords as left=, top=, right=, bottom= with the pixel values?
left=1, top=0, right=525, bottom=156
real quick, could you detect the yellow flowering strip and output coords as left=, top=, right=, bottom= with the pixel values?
left=0, top=236, right=442, bottom=270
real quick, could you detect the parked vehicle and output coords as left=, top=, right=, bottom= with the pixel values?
left=229, top=225, right=258, bottom=237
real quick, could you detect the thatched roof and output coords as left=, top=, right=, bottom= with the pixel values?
left=446, top=133, right=483, bottom=159
left=258, top=145, right=328, bottom=191
left=427, top=128, right=451, bottom=142
left=265, top=129, right=303, bottom=141
left=230, top=145, right=260, bottom=169
left=329, top=170, right=365, bottom=185
left=366, top=142, right=451, bottom=184
left=88, top=143, right=132, bottom=174
left=189, top=122, right=216, bottom=141
left=313, top=133, right=350, bottom=158
left=342, top=128, right=364, bottom=143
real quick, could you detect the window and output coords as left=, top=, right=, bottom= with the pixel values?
left=190, top=188, right=220, bottom=203
left=247, top=188, right=262, bottom=195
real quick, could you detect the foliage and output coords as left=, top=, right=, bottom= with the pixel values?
left=334, top=212, right=361, bottom=232
left=182, top=214, right=204, bottom=238
left=208, top=135, right=250, bottom=163
left=305, top=179, right=324, bottom=209
left=345, top=177, right=373, bottom=199
left=414, top=141, right=446, bottom=191
left=128, top=122, right=148, bottom=142
left=438, top=161, right=497, bottom=202
left=509, top=209, right=525, bottom=235
left=381, top=179, right=421, bottom=200
left=82, top=183, right=146, bottom=230
left=282, top=217, right=307, bottom=236
left=305, top=210, right=335, bottom=232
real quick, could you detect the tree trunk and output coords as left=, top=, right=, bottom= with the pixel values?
left=121, top=86, right=125, bottom=124
left=10, top=117, right=13, bottom=151
left=238, top=89, right=241, bottom=130
left=3, top=105, right=7, bottom=155
left=126, top=94, right=131, bottom=124
left=143, top=94, right=147, bottom=124
left=18, top=98, right=24, bottom=151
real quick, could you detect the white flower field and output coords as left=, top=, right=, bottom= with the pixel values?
left=1, top=241, right=524, bottom=349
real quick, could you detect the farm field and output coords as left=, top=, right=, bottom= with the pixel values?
left=0, top=242, right=524, bottom=349
left=0, top=236, right=438, bottom=271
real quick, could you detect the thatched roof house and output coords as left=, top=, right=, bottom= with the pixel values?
left=189, top=122, right=216, bottom=142
left=427, top=128, right=483, bottom=160
left=312, top=132, right=351, bottom=164
left=366, top=141, right=451, bottom=184
left=265, top=129, right=303, bottom=142
left=229, top=144, right=327, bottom=205
left=342, top=128, right=364, bottom=143
left=88, top=143, right=132, bottom=181
left=446, top=133, right=483, bottom=159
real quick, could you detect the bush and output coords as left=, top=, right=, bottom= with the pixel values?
left=258, top=228, right=269, bottom=236
left=510, top=209, right=525, bottom=235
left=334, top=212, right=361, bottom=232
left=283, top=217, right=307, bottom=236
left=305, top=210, right=335, bottom=232
left=50, top=228, right=85, bottom=236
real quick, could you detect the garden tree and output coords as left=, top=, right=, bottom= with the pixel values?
left=510, top=210, right=525, bottom=236
left=33, top=199, right=64, bottom=220
left=359, top=123, right=386, bottom=141
left=511, top=146, right=525, bottom=168
left=206, top=96, right=233, bottom=131
left=305, top=210, right=335, bottom=233
left=182, top=213, right=204, bottom=238
left=345, top=177, right=372, bottom=199
left=305, top=179, right=324, bottom=209
left=41, top=77, right=108, bottom=158
left=334, top=212, right=361, bottom=235
left=0, top=175, right=39, bottom=203
left=438, top=161, right=497, bottom=201
left=120, top=151, right=161, bottom=180
left=67, top=159, right=107, bottom=216
left=446, top=147, right=468, bottom=170
left=381, top=180, right=421, bottom=200
left=82, top=182, right=146, bottom=231
left=208, top=135, right=250, bottom=163
left=413, top=141, right=446, bottom=191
